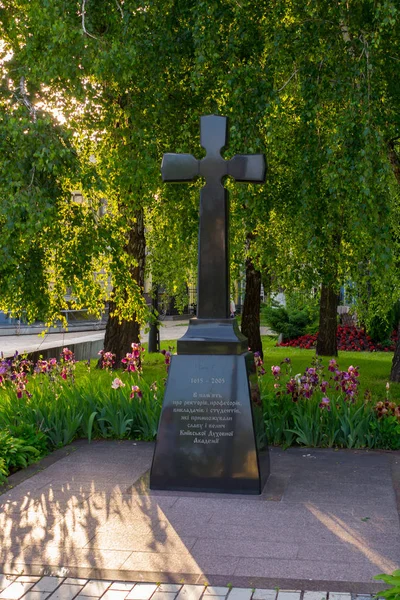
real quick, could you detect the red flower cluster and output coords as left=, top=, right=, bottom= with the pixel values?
left=278, top=326, right=398, bottom=352
left=278, top=333, right=318, bottom=350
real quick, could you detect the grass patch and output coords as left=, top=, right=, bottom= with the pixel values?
left=261, top=335, right=400, bottom=401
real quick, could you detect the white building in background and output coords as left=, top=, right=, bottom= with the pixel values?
left=270, top=291, right=286, bottom=307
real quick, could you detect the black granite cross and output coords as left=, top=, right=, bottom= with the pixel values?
left=161, top=115, right=266, bottom=320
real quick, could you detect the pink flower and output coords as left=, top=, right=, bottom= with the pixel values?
left=130, top=385, right=142, bottom=400
left=61, top=348, right=75, bottom=362
left=320, top=380, right=328, bottom=393
left=34, top=359, right=49, bottom=374
left=122, top=343, right=144, bottom=373
left=111, top=378, right=125, bottom=389
left=271, top=365, right=281, bottom=377
left=254, top=352, right=266, bottom=376
left=348, top=365, right=359, bottom=377
left=161, top=349, right=172, bottom=372
left=13, top=372, right=30, bottom=399
left=121, top=355, right=137, bottom=372
left=328, top=359, right=337, bottom=372
left=319, top=397, right=331, bottom=410
left=99, top=350, right=116, bottom=370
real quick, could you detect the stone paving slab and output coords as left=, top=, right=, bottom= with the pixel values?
left=302, top=594, right=327, bottom=600
left=0, top=577, right=383, bottom=600
left=0, top=443, right=398, bottom=595
left=0, top=583, right=36, bottom=600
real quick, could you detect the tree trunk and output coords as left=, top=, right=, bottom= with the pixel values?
left=316, top=284, right=338, bottom=356
left=388, top=139, right=400, bottom=185
left=102, top=207, right=146, bottom=368
left=388, top=141, right=400, bottom=382
left=241, top=258, right=263, bottom=358
left=390, top=319, right=400, bottom=382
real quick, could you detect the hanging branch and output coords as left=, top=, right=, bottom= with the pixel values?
left=81, top=0, right=99, bottom=40
left=340, top=21, right=355, bottom=56
left=276, top=69, right=299, bottom=93
left=16, top=77, right=37, bottom=190
left=19, top=76, right=37, bottom=121
left=114, top=0, right=124, bottom=18
left=27, top=166, right=36, bottom=191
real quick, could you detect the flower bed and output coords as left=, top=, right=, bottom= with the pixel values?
left=0, top=345, right=168, bottom=484
left=1, top=343, right=400, bottom=486
left=257, top=354, right=400, bottom=449
left=277, top=325, right=398, bottom=352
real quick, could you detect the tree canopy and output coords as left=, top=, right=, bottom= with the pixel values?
left=0, top=0, right=399, bottom=356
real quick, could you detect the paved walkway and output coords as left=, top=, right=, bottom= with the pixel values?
left=0, top=323, right=274, bottom=359
left=0, top=442, right=398, bottom=596
left=0, top=322, right=188, bottom=359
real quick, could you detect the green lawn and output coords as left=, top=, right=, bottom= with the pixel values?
left=125, top=335, right=399, bottom=403
left=261, top=335, right=400, bottom=402
left=79, top=335, right=400, bottom=404
left=76, top=339, right=176, bottom=385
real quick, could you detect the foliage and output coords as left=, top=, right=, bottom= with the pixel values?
left=0, top=91, right=109, bottom=326
left=263, top=300, right=317, bottom=341
left=1, top=1, right=399, bottom=343
left=0, top=457, right=7, bottom=484
left=368, top=301, right=400, bottom=343
left=0, top=0, right=201, bottom=331
left=7, top=423, right=49, bottom=457
left=374, top=570, right=400, bottom=600
left=0, top=430, right=41, bottom=484
left=369, top=414, right=400, bottom=451
left=285, top=292, right=320, bottom=334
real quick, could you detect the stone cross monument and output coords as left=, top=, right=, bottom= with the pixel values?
left=150, top=115, right=269, bottom=494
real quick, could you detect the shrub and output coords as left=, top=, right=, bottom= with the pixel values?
left=263, top=303, right=314, bottom=341
left=368, top=301, right=400, bottom=343
left=0, top=430, right=41, bottom=482
left=374, top=569, right=400, bottom=600
left=0, top=457, right=8, bottom=485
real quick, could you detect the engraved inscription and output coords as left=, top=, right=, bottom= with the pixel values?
left=173, top=374, right=242, bottom=444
